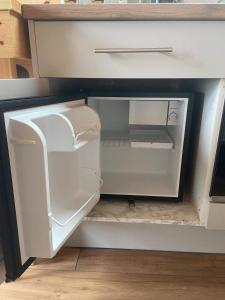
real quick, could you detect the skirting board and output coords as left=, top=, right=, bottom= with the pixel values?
left=66, top=221, right=225, bottom=254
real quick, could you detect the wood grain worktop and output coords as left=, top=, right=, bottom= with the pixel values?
left=22, top=3, right=225, bottom=21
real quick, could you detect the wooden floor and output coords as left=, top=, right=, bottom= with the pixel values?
left=1, top=248, right=225, bottom=299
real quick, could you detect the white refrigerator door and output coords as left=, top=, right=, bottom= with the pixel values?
left=4, top=99, right=101, bottom=260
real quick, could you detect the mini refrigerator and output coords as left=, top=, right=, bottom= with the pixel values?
left=0, top=93, right=193, bottom=280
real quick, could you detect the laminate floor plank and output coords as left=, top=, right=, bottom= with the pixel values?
left=31, top=247, right=80, bottom=271
left=1, top=268, right=225, bottom=300
left=1, top=248, right=225, bottom=299
left=76, top=248, right=225, bottom=277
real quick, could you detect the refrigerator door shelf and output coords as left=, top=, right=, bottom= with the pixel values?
left=5, top=100, right=101, bottom=259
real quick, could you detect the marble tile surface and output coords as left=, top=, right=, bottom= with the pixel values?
left=85, top=199, right=200, bottom=226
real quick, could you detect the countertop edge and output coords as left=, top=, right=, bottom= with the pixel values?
left=22, top=4, right=225, bottom=21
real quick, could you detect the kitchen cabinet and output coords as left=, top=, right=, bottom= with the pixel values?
left=1, top=3, right=225, bottom=282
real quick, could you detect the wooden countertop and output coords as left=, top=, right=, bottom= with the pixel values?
left=22, top=3, right=225, bottom=21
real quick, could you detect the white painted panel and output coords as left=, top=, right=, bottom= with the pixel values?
left=0, top=79, right=49, bottom=100
left=67, top=221, right=225, bottom=254
left=189, top=79, right=225, bottom=227
left=28, top=21, right=39, bottom=78
left=207, top=202, right=225, bottom=230
left=34, top=21, right=225, bottom=78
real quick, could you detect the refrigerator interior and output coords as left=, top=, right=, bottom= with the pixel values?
left=88, top=97, right=188, bottom=198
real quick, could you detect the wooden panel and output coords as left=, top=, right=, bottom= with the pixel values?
left=22, top=4, right=225, bottom=21
left=0, top=57, right=13, bottom=78
left=0, top=0, right=21, bottom=14
left=0, top=11, right=30, bottom=58
left=32, top=247, right=80, bottom=271
left=0, top=57, right=33, bottom=78
left=11, top=11, right=30, bottom=58
left=34, top=21, right=225, bottom=79
left=76, top=248, right=225, bottom=277
left=13, top=57, right=33, bottom=76
left=0, top=11, right=13, bottom=58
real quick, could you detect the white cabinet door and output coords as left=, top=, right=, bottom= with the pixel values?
left=4, top=98, right=101, bottom=261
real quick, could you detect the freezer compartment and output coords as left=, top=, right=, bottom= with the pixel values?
left=89, top=97, right=189, bottom=198
left=129, top=100, right=169, bottom=125
left=5, top=100, right=101, bottom=258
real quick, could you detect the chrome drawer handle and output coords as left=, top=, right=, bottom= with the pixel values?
left=94, top=47, right=173, bottom=54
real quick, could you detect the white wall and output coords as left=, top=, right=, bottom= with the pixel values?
left=0, top=79, right=49, bottom=101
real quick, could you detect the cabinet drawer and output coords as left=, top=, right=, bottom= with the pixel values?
left=34, top=21, right=225, bottom=79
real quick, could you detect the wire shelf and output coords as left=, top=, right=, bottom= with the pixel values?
left=101, top=129, right=173, bottom=149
